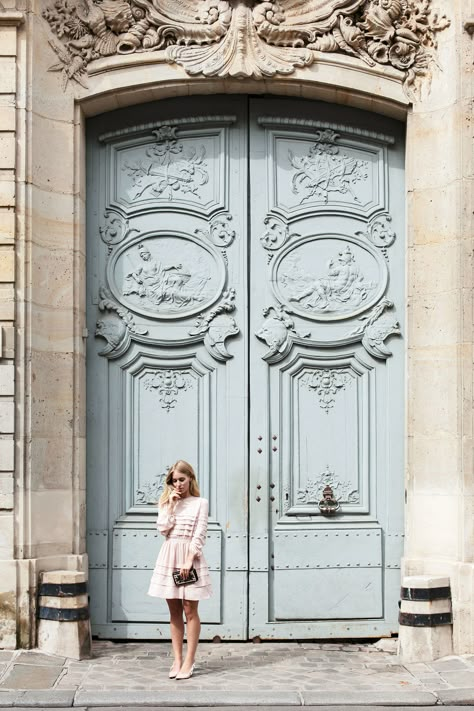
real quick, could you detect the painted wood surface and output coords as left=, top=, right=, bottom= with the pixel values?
left=86, top=96, right=405, bottom=640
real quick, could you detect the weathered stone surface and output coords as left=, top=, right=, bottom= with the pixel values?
left=0, top=664, right=63, bottom=690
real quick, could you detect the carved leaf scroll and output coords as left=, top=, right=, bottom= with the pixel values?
left=255, top=304, right=310, bottom=361
left=43, top=0, right=449, bottom=101
left=189, top=287, right=240, bottom=362
left=95, top=285, right=148, bottom=357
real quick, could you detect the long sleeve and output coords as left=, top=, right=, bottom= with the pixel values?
left=156, top=503, right=176, bottom=536
left=189, top=498, right=208, bottom=559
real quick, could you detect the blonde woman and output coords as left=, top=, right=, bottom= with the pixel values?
left=148, top=460, right=212, bottom=680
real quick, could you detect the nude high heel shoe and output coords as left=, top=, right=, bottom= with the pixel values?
left=176, top=663, right=195, bottom=680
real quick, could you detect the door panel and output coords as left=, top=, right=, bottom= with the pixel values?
left=87, top=98, right=249, bottom=639
left=248, top=98, right=405, bottom=638
left=87, top=96, right=405, bottom=640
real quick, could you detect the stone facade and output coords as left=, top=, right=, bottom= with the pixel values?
left=1, top=0, right=473, bottom=651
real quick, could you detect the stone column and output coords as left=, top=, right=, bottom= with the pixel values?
left=404, top=0, right=474, bottom=654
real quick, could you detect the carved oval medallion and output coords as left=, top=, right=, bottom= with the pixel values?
left=272, top=234, right=388, bottom=322
left=107, top=232, right=226, bottom=320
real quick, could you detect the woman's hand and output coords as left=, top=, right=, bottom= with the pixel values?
left=169, top=490, right=181, bottom=506
left=179, top=557, right=194, bottom=580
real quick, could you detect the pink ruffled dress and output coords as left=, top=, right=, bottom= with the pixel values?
left=148, top=496, right=212, bottom=600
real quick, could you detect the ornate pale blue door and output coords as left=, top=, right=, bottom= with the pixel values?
left=248, top=98, right=405, bottom=638
left=86, top=96, right=404, bottom=639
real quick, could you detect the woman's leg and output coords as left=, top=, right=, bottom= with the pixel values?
left=166, top=599, right=184, bottom=673
left=180, top=600, right=200, bottom=673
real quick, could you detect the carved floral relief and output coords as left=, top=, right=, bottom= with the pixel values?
left=122, top=127, right=209, bottom=203
left=143, top=370, right=193, bottom=411
left=289, top=130, right=369, bottom=205
left=43, top=0, right=449, bottom=100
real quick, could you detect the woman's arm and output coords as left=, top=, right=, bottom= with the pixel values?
left=189, top=498, right=209, bottom=559
left=156, top=502, right=176, bottom=536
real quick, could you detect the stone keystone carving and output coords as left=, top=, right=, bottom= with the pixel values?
left=43, top=0, right=449, bottom=100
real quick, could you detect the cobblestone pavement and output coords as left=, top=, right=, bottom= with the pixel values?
left=0, top=640, right=474, bottom=698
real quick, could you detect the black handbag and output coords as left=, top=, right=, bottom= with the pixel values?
left=172, top=568, right=198, bottom=586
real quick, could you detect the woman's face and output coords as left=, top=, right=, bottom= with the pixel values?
left=172, top=470, right=191, bottom=497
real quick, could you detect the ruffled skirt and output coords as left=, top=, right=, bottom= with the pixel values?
left=148, top=537, right=212, bottom=601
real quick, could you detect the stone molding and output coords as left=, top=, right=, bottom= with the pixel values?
left=42, top=0, right=449, bottom=100
left=0, top=10, right=24, bottom=26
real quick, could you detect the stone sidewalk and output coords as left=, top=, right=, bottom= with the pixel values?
left=0, top=640, right=474, bottom=706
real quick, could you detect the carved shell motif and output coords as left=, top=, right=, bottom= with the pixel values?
left=43, top=0, right=450, bottom=100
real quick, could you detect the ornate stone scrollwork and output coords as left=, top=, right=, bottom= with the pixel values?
left=195, top=213, right=236, bottom=248
left=124, top=126, right=209, bottom=202
left=189, top=288, right=240, bottom=362
left=143, top=370, right=193, bottom=412
left=297, top=465, right=360, bottom=506
left=255, top=304, right=310, bottom=361
left=301, top=369, right=352, bottom=413
left=348, top=297, right=401, bottom=359
left=289, top=130, right=369, bottom=205
left=356, top=213, right=396, bottom=260
left=43, top=0, right=449, bottom=100
left=95, top=285, right=148, bottom=357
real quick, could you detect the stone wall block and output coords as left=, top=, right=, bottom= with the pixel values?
left=0, top=476, right=14, bottom=509
left=0, top=211, right=15, bottom=244
left=0, top=58, right=16, bottom=94
left=0, top=512, right=14, bottom=557
left=30, top=489, right=74, bottom=558
left=406, top=109, right=461, bottom=191
left=408, top=242, right=460, bottom=298
left=0, top=246, right=15, bottom=282
left=0, top=363, right=14, bottom=395
left=31, top=306, right=74, bottom=353
left=407, top=184, right=460, bottom=247
left=408, top=348, right=459, bottom=438
left=29, top=436, right=74, bottom=490
left=0, top=323, right=14, bottom=357
left=0, top=101, right=16, bottom=132
left=407, top=494, right=459, bottom=560
left=0, top=26, right=18, bottom=56
left=0, top=438, right=14, bottom=470
left=30, top=186, right=74, bottom=249
left=0, top=174, right=15, bottom=208
left=409, top=434, right=460, bottom=494
left=0, top=401, right=14, bottom=433
left=30, top=351, right=74, bottom=438
left=31, top=242, right=74, bottom=309
left=0, top=133, right=15, bottom=170
left=408, top=292, right=460, bottom=348
left=29, top=113, right=75, bottom=193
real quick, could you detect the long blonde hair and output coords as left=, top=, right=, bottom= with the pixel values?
left=159, top=460, right=200, bottom=506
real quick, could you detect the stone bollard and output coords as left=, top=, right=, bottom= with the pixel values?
left=37, top=570, right=92, bottom=660
left=398, top=575, right=453, bottom=663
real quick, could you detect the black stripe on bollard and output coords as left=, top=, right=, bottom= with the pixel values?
left=38, top=606, right=90, bottom=622
left=399, top=611, right=452, bottom=627
left=400, top=586, right=451, bottom=602
left=39, top=582, right=88, bottom=597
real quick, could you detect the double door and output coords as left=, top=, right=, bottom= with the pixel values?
left=86, top=96, right=405, bottom=639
